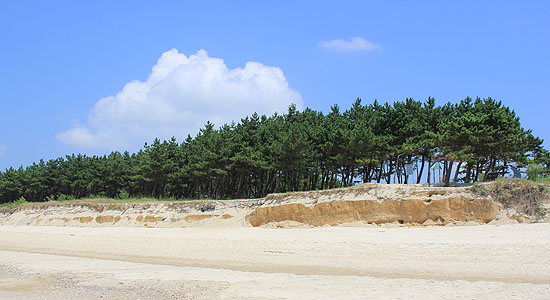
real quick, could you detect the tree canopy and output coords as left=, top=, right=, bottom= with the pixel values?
left=1, top=97, right=547, bottom=204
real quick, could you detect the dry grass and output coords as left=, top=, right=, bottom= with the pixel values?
left=0, top=197, right=248, bottom=214
left=0, top=197, right=200, bottom=214
left=473, top=179, right=549, bottom=219
left=264, top=183, right=378, bottom=204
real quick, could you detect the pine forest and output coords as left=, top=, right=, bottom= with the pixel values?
left=1, top=97, right=548, bottom=204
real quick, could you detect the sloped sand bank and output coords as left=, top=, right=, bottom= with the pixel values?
left=1, top=183, right=530, bottom=228
left=0, top=200, right=254, bottom=228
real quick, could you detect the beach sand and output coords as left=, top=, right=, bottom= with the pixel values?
left=0, top=223, right=549, bottom=299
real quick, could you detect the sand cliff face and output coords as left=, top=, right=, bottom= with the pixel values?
left=247, top=184, right=501, bottom=227
left=247, top=197, right=499, bottom=226
left=0, top=184, right=510, bottom=227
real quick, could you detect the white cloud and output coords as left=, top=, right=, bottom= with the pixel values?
left=57, top=49, right=303, bottom=150
left=318, top=37, right=381, bottom=52
left=0, top=145, right=6, bottom=157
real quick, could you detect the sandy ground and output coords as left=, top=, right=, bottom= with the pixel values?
left=0, top=224, right=549, bottom=299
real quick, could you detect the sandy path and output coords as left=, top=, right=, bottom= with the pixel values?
left=0, top=224, right=549, bottom=299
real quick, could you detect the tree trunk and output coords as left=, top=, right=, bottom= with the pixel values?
left=464, top=164, right=472, bottom=183
left=474, top=162, right=482, bottom=182
left=453, top=161, right=463, bottom=184
left=427, top=158, right=432, bottom=186
left=444, top=160, right=454, bottom=187
left=417, top=155, right=425, bottom=184
left=376, top=160, right=384, bottom=183
left=387, top=160, right=393, bottom=184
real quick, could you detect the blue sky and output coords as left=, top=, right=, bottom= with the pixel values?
left=1, top=0, right=549, bottom=170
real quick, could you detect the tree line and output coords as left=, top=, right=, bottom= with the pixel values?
left=1, top=97, right=548, bottom=204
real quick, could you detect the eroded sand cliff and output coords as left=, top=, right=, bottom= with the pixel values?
left=0, top=183, right=533, bottom=227
left=247, top=184, right=506, bottom=226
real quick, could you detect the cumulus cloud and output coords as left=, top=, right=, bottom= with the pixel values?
left=57, top=49, right=303, bottom=150
left=0, top=145, right=6, bottom=157
left=318, top=37, right=381, bottom=52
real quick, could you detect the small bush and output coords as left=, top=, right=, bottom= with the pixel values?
left=14, top=196, right=27, bottom=205
left=57, top=194, right=75, bottom=201
left=527, top=163, right=543, bottom=181
left=117, top=190, right=130, bottom=199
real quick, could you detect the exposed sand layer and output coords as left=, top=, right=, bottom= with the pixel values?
left=0, top=224, right=549, bottom=299
left=0, top=200, right=253, bottom=228
left=1, top=184, right=529, bottom=228
left=247, top=197, right=500, bottom=226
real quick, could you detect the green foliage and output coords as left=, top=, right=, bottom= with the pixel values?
left=0, top=97, right=546, bottom=204
left=527, top=163, right=543, bottom=181
left=57, top=194, right=75, bottom=201
left=118, top=190, right=130, bottom=199
left=15, top=196, right=27, bottom=205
